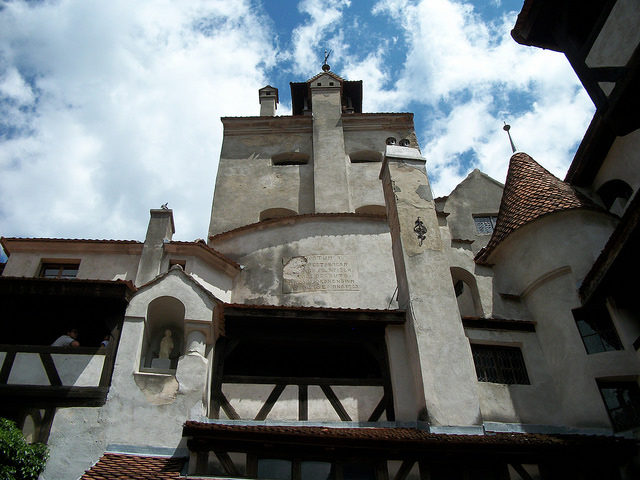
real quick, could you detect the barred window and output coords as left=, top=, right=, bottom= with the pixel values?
left=473, top=215, right=498, bottom=235
left=598, top=382, right=640, bottom=432
left=471, top=344, right=530, bottom=385
left=573, top=305, right=622, bottom=354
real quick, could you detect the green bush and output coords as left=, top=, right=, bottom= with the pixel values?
left=0, top=418, right=48, bottom=480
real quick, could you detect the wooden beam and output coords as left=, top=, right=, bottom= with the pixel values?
left=210, top=338, right=227, bottom=419
left=99, top=320, right=122, bottom=388
left=217, top=391, right=240, bottom=420
left=299, top=385, right=308, bottom=421
left=0, top=385, right=108, bottom=407
left=254, top=384, right=286, bottom=421
left=510, top=464, right=534, bottom=480
left=215, top=451, right=240, bottom=476
left=195, top=451, right=208, bottom=475
left=0, top=351, right=16, bottom=384
left=393, top=461, right=415, bottom=480
left=320, top=385, right=351, bottom=421
left=222, top=375, right=384, bottom=386
left=368, top=395, right=386, bottom=422
left=39, top=353, right=62, bottom=386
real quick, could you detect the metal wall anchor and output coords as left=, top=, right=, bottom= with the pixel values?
left=414, top=217, right=427, bottom=246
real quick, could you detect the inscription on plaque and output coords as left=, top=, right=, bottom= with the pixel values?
left=282, top=254, right=359, bottom=293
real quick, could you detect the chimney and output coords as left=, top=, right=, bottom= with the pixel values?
left=135, top=208, right=175, bottom=286
left=259, top=86, right=278, bottom=116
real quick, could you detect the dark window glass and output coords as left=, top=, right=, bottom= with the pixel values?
left=473, top=216, right=497, bottom=235
left=471, top=344, right=530, bottom=385
left=40, top=263, right=79, bottom=279
left=573, top=305, right=622, bottom=354
left=598, top=382, right=640, bottom=431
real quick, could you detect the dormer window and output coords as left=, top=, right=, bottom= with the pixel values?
left=40, top=261, right=80, bottom=279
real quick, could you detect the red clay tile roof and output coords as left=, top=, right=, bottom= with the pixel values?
left=223, top=302, right=402, bottom=314
left=0, top=237, right=141, bottom=255
left=168, top=240, right=240, bottom=270
left=183, top=422, right=634, bottom=453
left=475, top=152, right=601, bottom=264
left=80, top=453, right=187, bottom=480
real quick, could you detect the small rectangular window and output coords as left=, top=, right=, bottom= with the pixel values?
left=598, top=381, right=640, bottom=431
left=573, top=305, right=622, bottom=354
left=471, top=344, right=530, bottom=385
left=473, top=215, right=497, bottom=235
left=40, top=262, right=80, bottom=279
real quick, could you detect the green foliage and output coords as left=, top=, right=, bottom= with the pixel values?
left=0, top=418, right=48, bottom=480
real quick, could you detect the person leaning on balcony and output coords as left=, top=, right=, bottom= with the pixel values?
left=51, top=328, right=80, bottom=347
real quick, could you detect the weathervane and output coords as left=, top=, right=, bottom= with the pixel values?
left=503, top=122, right=517, bottom=153
left=322, top=49, right=332, bottom=72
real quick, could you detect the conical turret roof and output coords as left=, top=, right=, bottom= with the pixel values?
left=475, top=152, right=600, bottom=264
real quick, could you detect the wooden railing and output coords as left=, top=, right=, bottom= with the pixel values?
left=0, top=344, right=115, bottom=407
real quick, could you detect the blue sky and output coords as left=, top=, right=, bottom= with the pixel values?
left=0, top=0, right=594, bottom=244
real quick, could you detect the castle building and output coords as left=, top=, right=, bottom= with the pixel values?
left=1, top=1, right=639, bottom=478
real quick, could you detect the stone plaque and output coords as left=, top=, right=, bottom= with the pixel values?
left=282, top=254, right=359, bottom=293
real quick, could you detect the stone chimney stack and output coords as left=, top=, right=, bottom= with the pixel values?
left=135, top=208, right=175, bottom=286
left=259, top=86, right=278, bottom=116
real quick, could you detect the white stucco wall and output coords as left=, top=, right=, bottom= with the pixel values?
left=488, top=209, right=640, bottom=430
left=585, top=0, right=640, bottom=68
left=43, top=271, right=217, bottom=479
left=211, top=217, right=398, bottom=309
left=2, top=250, right=140, bottom=281
left=592, top=129, right=640, bottom=200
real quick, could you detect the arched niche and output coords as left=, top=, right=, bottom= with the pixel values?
left=271, top=152, right=309, bottom=165
left=355, top=205, right=387, bottom=216
left=349, top=150, right=382, bottom=163
left=597, top=179, right=633, bottom=216
left=451, top=267, right=483, bottom=318
left=140, top=296, right=185, bottom=371
left=260, top=208, right=297, bottom=222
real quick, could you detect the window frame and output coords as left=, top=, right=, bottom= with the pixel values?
left=470, top=343, right=530, bottom=385
left=597, top=380, right=640, bottom=432
left=572, top=304, right=623, bottom=354
left=39, top=261, right=80, bottom=279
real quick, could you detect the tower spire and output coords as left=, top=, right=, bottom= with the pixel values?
left=322, top=49, right=332, bottom=72
left=503, top=122, right=517, bottom=153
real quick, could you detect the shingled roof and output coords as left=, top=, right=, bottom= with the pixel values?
left=475, top=152, right=600, bottom=264
left=80, top=453, right=187, bottom=480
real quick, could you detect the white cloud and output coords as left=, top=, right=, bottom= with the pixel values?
left=361, top=0, right=595, bottom=196
left=0, top=0, right=276, bottom=241
left=289, top=0, right=351, bottom=75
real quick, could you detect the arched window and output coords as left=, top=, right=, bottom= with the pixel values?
left=355, top=205, right=386, bottom=216
left=272, top=152, right=309, bottom=165
left=349, top=150, right=382, bottom=163
left=597, top=179, right=633, bottom=215
left=450, top=267, right=483, bottom=318
left=259, top=208, right=297, bottom=222
left=140, top=296, right=185, bottom=371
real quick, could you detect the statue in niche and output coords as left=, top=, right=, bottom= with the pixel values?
left=159, top=329, right=174, bottom=359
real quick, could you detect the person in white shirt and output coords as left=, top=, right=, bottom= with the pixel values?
left=51, top=328, right=80, bottom=347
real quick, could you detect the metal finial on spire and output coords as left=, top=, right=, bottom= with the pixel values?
left=503, top=122, right=517, bottom=153
left=322, top=49, right=332, bottom=71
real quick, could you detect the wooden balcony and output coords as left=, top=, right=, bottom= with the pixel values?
left=0, top=344, right=115, bottom=407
